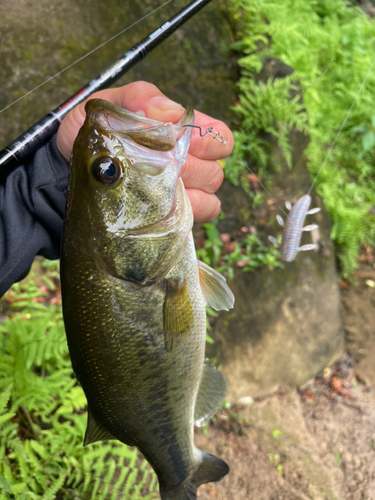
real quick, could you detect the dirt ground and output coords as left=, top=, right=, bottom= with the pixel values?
left=195, top=264, right=375, bottom=500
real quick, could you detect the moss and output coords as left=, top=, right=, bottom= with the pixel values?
left=0, top=0, right=236, bottom=146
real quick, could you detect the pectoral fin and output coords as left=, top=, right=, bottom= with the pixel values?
left=84, top=408, right=116, bottom=446
left=198, top=261, right=234, bottom=311
left=194, top=364, right=229, bottom=426
left=163, top=280, right=194, bottom=351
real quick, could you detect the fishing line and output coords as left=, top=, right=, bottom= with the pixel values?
left=236, top=58, right=334, bottom=141
left=184, top=59, right=335, bottom=218
left=244, top=57, right=375, bottom=260
left=307, top=56, right=375, bottom=195
left=234, top=59, right=334, bottom=217
left=222, top=56, right=372, bottom=221
left=0, top=0, right=173, bottom=116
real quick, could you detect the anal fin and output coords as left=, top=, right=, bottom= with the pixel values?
left=198, top=261, right=234, bottom=311
left=194, top=364, right=228, bottom=426
left=84, top=408, right=116, bottom=446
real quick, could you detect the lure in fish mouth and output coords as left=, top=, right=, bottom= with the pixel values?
left=61, top=98, right=234, bottom=499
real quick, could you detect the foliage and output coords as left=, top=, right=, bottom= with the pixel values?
left=196, top=220, right=224, bottom=266
left=227, top=0, right=375, bottom=278
left=218, top=233, right=283, bottom=279
left=197, top=219, right=283, bottom=280
left=0, top=263, right=158, bottom=500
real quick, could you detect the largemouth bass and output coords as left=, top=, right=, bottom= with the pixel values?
left=61, top=98, right=234, bottom=500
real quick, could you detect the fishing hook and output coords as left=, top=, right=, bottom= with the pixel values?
left=182, top=125, right=228, bottom=144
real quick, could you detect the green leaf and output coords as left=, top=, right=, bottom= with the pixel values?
left=0, top=412, right=15, bottom=425
left=206, top=226, right=220, bottom=241
left=10, top=482, right=27, bottom=493
left=0, top=474, right=10, bottom=491
left=206, top=334, right=215, bottom=345
left=362, top=131, right=375, bottom=151
left=350, top=125, right=366, bottom=133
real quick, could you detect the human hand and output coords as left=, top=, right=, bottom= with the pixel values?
left=56, top=82, right=233, bottom=223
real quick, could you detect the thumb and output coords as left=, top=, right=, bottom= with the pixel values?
left=56, top=82, right=186, bottom=162
left=143, top=95, right=185, bottom=123
left=91, top=81, right=185, bottom=123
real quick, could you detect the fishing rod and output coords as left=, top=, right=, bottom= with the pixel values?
left=0, top=0, right=213, bottom=181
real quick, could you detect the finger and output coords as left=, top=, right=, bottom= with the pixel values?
left=57, top=81, right=234, bottom=164
left=188, top=111, right=234, bottom=160
left=84, top=82, right=185, bottom=125
left=186, top=189, right=221, bottom=223
left=57, top=82, right=186, bottom=162
left=105, top=89, right=234, bottom=161
left=182, top=155, right=224, bottom=194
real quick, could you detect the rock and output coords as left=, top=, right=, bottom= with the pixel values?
left=357, top=0, right=375, bottom=18
left=0, top=0, right=237, bottom=146
left=208, top=248, right=343, bottom=398
left=206, top=58, right=343, bottom=399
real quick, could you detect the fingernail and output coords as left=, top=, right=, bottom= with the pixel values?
left=150, top=96, right=184, bottom=111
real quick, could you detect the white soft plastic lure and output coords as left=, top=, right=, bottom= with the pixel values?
left=268, top=195, right=320, bottom=262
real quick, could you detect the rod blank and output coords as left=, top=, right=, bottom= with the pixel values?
left=0, top=0, right=213, bottom=181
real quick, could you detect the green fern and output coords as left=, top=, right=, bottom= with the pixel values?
left=0, top=262, right=158, bottom=499
left=227, top=0, right=375, bottom=278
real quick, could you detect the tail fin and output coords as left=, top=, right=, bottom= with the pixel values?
left=159, top=451, right=229, bottom=500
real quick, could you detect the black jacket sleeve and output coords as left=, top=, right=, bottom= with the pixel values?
left=0, top=134, right=69, bottom=297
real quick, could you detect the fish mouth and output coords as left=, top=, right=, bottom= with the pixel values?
left=84, top=98, right=194, bottom=235
left=85, top=98, right=194, bottom=152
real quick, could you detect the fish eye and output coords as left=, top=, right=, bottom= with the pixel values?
left=93, top=157, right=121, bottom=184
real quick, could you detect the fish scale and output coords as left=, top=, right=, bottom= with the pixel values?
left=64, top=234, right=206, bottom=486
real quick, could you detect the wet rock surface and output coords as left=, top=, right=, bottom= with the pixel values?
left=195, top=262, right=375, bottom=499
left=208, top=89, right=343, bottom=397
left=0, top=0, right=236, bottom=147
left=342, top=265, right=375, bottom=388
